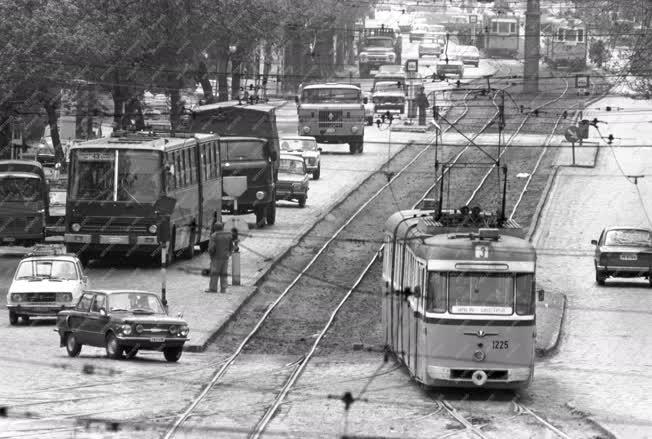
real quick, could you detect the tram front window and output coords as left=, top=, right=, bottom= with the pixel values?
left=515, top=274, right=535, bottom=315
left=449, top=273, right=513, bottom=314
left=426, top=272, right=446, bottom=313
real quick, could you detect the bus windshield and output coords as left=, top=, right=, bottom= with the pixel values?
left=219, top=140, right=266, bottom=161
left=0, top=175, right=42, bottom=202
left=70, top=149, right=163, bottom=203
left=301, top=88, right=360, bottom=103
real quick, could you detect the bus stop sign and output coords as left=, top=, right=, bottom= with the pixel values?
left=223, top=176, right=248, bottom=197
left=564, top=126, right=579, bottom=143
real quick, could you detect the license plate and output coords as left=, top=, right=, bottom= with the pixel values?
left=326, top=128, right=335, bottom=133
left=150, top=337, right=165, bottom=343
left=620, top=254, right=637, bottom=261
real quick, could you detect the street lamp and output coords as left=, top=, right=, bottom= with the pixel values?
left=228, top=45, right=238, bottom=101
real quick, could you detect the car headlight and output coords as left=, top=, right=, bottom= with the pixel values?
left=351, top=126, right=359, bottom=133
left=302, top=126, right=311, bottom=134
left=292, top=183, right=302, bottom=191
left=136, top=324, right=144, bottom=333
left=121, top=324, right=132, bottom=335
left=148, top=224, right=158, bottom=234
left=11, top=293, right=23, bottom=302
left=179, top=326, right=189, bottom=337
left=71, top=223, right=81, bottom=232
left=256, top=191, right=265, bottom=200
left=59, top=293, right=72, bottom=302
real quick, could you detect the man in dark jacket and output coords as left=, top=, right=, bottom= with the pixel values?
left=206, top=222, right=233, bottom=293
left=415, top=86, right=429, bottom=125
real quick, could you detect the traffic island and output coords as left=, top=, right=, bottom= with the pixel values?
left=535, top=289, right=566, bottom=357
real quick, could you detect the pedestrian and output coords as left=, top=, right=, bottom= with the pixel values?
left=415, top=86, right=429, bottom=126
left=206, top=222, right=234, bottom=293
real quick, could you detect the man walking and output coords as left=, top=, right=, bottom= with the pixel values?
left=415, top=86, right=429, bottom=126
left=206, top=222, right=234, bottom=293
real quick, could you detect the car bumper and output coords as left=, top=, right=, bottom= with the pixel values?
left=115, top=335, right=187, bottom=350
left=64, top=233, right=159, bottom=247
left=8, top=304, right=73, bottom=316
left=597, top=265, right=650, bottom=274
left=276, top=189, right=307, bottom=199
left=305, top=165, right=318, bottom=173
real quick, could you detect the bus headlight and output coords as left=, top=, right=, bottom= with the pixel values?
left=256, top=191, right=265, bottom=200
left=169, top=325, right=178, bottom=335
left=360, top=54, right=368, bottom=62
left=148, top=224, right=158, bottom=234
left=302, top=126, right=311, bottom=134
left=71, top=223, right=81, bottom=232
left=351, top=126, right=359, bottom=133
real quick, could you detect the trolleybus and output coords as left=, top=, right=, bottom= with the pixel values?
left=64, top=131, right=222, bottom=265
left=382, top=205, right=538, bottom=388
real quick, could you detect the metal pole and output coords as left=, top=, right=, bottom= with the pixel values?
left=161, top=242, right=168, bottom=310
left=232, top=197, right=241, bottom=286
left=571, top=142, right=576, bottom=165
left=577, top=102, right=583, bottom=166
left=523, top=0, right=541, bottom=93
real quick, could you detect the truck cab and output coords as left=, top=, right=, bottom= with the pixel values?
left=358, top=27, right=402, bottom=78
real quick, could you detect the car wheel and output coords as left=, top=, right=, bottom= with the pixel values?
left=105, top=333, right=124, bottom=359
left=21, top=315, right=30, bottom=324
left=9, top=311, right=18, bottom=326
left=349, top=143, right=357, bottom=154
left=595, top=270, right=606, bottom=286
left=163, top=347, right=183, bottom=362
left=312, top=164, right=321, bottom=180
left=298, top=196, right=307, bottom=208
left=65, top=333, right=82, bottom=357
left=357, top=142, right=364, bottom=154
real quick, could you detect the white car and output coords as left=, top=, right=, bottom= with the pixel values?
left=280, top=136, right=322, bottom=180
left=7, top=245, right=88, bottom=325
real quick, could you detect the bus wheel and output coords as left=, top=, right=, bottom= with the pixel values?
left=266, top=200, right=276, bottom=225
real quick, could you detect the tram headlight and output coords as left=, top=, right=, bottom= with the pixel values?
left=135, top=324, right=144, bottom=334
left=256, top=191, right=265, bottom=200
left=169, top=325, right=178, bottom=335
left=473, top=350, right=486, bottom=362
left=351, top=126, right=359, bottom=133
left=71, top=223, right=81, bottom=232
left=302, top=126, right=311, bottom=134
left=179, top=326, right=189, bottom=337
left=148, top=224, right=158, bottom=234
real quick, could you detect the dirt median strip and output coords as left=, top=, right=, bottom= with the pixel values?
left=535, top=290, right=566, bottom=357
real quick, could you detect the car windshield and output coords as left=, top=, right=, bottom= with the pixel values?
left=15, top=260, right=78, bottom=280
left=279, top=158, right=304, bottom=175
left=0, top=176, right=42, bottom=202
left=108, top=292, right=166, bottom=314
left=604, top=229, right=652, bottom=246
left=220, top=139, right=266, bottom=161
left=280, top=139, right=317, bottom=152
left=70, top=149, right=163, bottom=203
left=364, top=37, right=394, bottom=48
left=375, top=81, right=403, bottom=92
left=301, top=88, right=360, bottom=103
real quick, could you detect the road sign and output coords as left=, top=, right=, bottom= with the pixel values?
left=469, top=15, right=477, bottom=24
left=405, top=59, right=418, bottom=73
left=223, top=217, right=249, bottom=241
left=223, top=176, right=247, bottom=197
left=564, top=126, right=579, bottom=143
left=575, top=75, right=590, bottom=88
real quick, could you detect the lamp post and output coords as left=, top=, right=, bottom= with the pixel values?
left=229, top=45, right=238, bottom=101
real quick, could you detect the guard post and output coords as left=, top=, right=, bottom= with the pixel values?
left=223, top=176, right=248, bottom=286
left=155, top=195, right=177, bottom=310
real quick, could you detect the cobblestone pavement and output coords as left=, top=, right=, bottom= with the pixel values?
left=531, top=97, right=652, bottom=438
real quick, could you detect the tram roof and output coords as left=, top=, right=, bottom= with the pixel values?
left=69, top=132, right=218, bottom=151
left=384, top=210, right=535, bottom=261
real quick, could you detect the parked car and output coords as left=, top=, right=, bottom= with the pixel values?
left=418, top=34, right=444, bottom=58
left=275, top=154, right=310, bottom=207
left=592, top=227, right=652, bottom=286
left=280, top=136, right=322, bottom=180
left=56, top=290, right=189, bottom=362
left=7, top=245, right=88, bottom=325
left=436, top=55, right=464, bottom=78
left=453, top=45, right=480, bottom=67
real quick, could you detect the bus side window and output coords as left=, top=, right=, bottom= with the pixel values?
left=187, top=148, right=194, bottom=185
left=180, top=149, right=187, bottom=186
left=165, top=153, right=176, bottom=190
left=212, top=141, right=219, bottom=178
left=201, top=144, right=208, bottom=181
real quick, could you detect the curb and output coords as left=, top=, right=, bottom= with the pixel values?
left=183, top=138, right=422, bottom=352
left=526, top=165, right=560, bottom=242
left=565, top=401, right=620, bottom=439
left=535, top=291, right=566, bottom=358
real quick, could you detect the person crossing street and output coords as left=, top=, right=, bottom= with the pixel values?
left=206, top=222, right=234, bottom=293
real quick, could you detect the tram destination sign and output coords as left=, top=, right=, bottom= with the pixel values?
left=76, top=151, right=114, bottom=161
left=452, top=306, right=513, bottom=315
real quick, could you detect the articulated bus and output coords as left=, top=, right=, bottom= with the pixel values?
left=64, top=131, right=222, bottom=265
left=382, top=206, right=539, bottom=389
left=0, top=160, right=49, bottom=247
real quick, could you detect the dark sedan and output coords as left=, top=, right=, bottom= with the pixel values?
left=592, top=227, right=652, bottom=286
left=56, top=290, right=189, bottom=362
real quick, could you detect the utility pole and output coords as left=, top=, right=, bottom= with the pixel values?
left=523, top=0, right=540, bottom=93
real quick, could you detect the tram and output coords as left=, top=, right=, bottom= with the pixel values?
left=382, top=204, right=538, bottom=389
left=541, top=16, right=587, bottom=70
left=482, top=12, right=521, bottom=58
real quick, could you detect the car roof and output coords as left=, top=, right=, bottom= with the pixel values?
left=83, top=290, right=158, bottom=296
left=21, top=255, right=79, bottom=262
left=604, top=226, right=652, bottom=232
left=303, top=83, right=361, bottom=91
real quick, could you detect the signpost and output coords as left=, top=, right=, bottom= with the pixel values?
left=155, top=196, right=177, bottom=310
left=222, top=176, right=248, bottom=286
left=405, top=59, right=419, bottom=122
left=469, top=14, right=477, bottom=44
left=565, top=126, right=580, bottom=165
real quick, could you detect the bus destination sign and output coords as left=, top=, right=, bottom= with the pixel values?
left=77, top=151, right=114, bottom=161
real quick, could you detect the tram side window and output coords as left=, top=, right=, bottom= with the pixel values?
left=187, top=148, right=196, bottom=185
left=557, top=28, right=565, bottom=41
left=577, top=29, right=584, bottom=42
left=426, top=272, right=446, bottom=313
left=491, top=21, right=498, bottom=33
left=200, top=144, right=208, bottom=181
left=174, top=151, right=182, bottom=188
left=210, top=141, right=219, bottom=178
left=510, top=22, right=516, bottom=33
left=515, top=274, right=535, bottom=315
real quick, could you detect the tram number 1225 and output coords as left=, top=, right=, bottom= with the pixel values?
left=492, top=340, right=509, bottom=349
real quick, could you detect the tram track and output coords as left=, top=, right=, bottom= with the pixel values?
left=162, top=66, right=519, bottom=438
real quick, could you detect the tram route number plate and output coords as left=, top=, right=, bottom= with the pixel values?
left=492, top=340, right=509, bottom=350
left=620, top=254, right=637, bottom=260
left=475, top=245, right=489, bottom=258
left=150, top=337, right=165, bottom=343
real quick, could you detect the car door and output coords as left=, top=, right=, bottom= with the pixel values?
left=85, top=294, right=108, bottom=346
left=70, top=292, right=93, bottom=343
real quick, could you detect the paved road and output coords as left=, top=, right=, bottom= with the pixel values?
left=532, top=96, right=652, bottom=438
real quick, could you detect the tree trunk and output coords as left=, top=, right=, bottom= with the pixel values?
left=231, top=56, right=242, bottom=101
left=169, top=85, right=183, bottom=132
left=262, top=41, right=273, bottom=99
left=196, top=60, right=214, bottom=103
left=125, top=94, right=145, bottom=130
left=215, top=48, right=230, bottom=101
left=75, top=87, right=88, bottom=139
left=44, top=99, right=64, bottom=166
left=336, top=25, right=346, bottom=69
